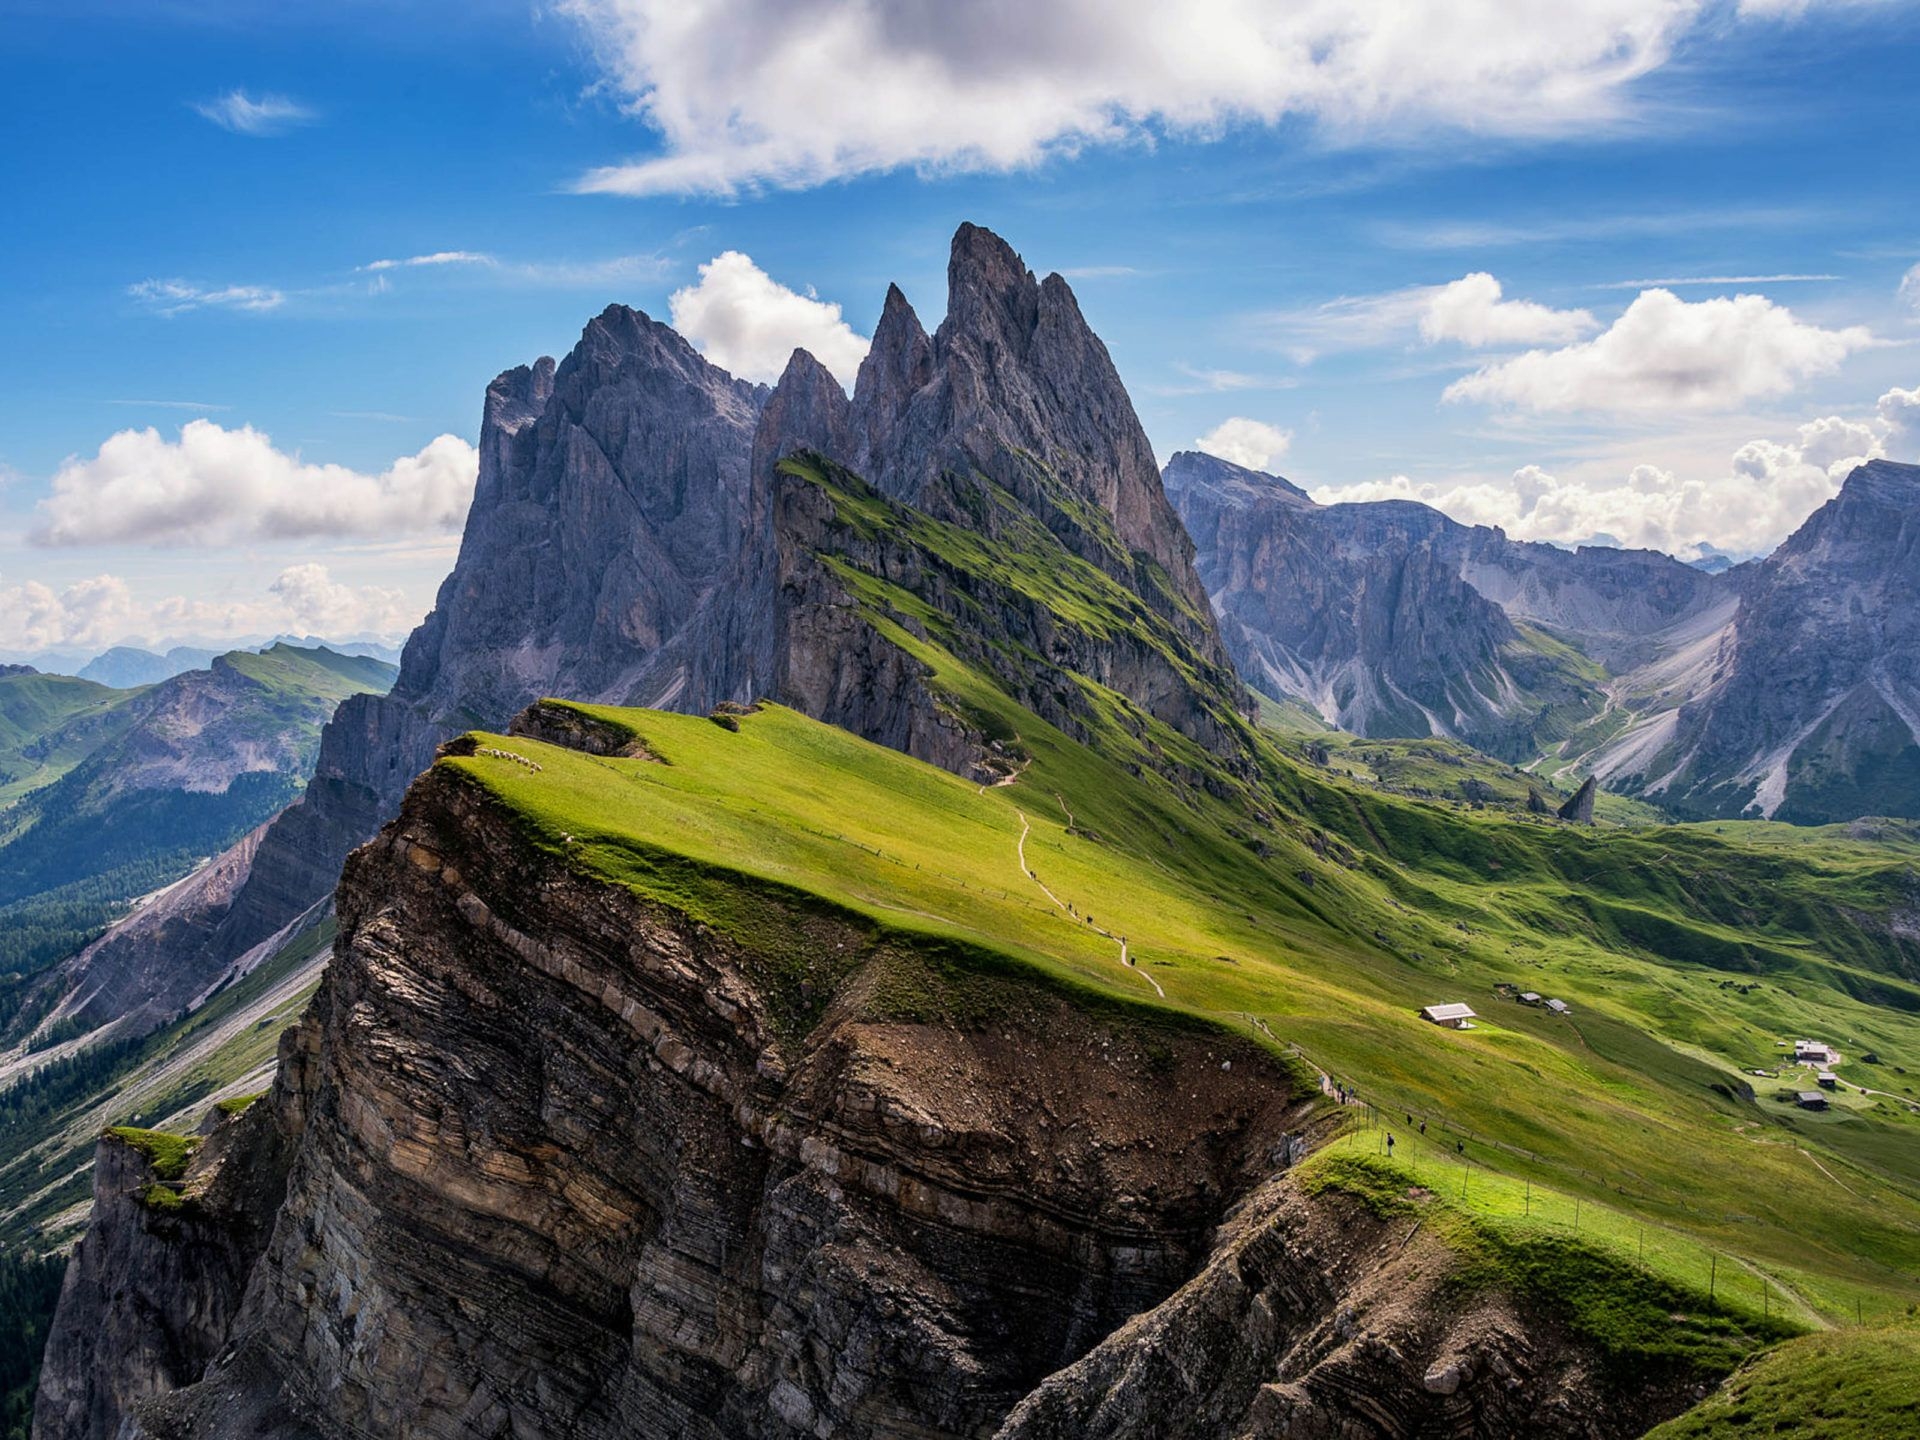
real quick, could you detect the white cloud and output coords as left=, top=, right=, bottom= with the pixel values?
left=1194, top=417, right=1292, bottom=472
left=129, top=279, right=285, bottom=316
left=0, top=575, right=137, bottom=651
left=1901, top=263, right=1920, bottom=314
left=360, top=251, right=495, bottom=272
left=192, top=90, right=315, bottom=137
left=266, top=563, right=415, bottom=636
left=1311, top=402, right=1902, bottom=556
left=667, top=251, right=868, bottom=387
left=0, top=566, right=418, bottom=652
left=1879, top=385, right=1920, bottom=456
left=355, top=250, right=669, bottom=289
left=560, top=0, right=1843, bottom=196
left=1444, top=288, right=1873, bottom=413
left=1593, top=273, right=1839, bottom=289
left=33, top=421, right=479, bottom=548
left=1418, top=273, right=1597, bottom=348
left=1263, top=273, right=1593, bottom=359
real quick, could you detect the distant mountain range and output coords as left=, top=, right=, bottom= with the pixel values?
left=3, top=636, right=404, bottom=684
left=0, top=644, right=396, bottom=1023
left=1166, top=449, right=1920, bottom=822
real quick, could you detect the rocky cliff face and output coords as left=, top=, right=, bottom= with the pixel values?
left=1628, top=460, right=1920, bottom=821
left=45, top=725, right=1700, bottom=1440
left=108, top=746, right=1304, bottom=1439
left=33, top=1099, right=296, bottom=1440
left=63, top=225, right=1249, bottom=1048
left=1165, top=450, right=1731, bottom=768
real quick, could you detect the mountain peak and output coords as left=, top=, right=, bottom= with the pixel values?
left=942, top=222, right=1040, bottom=359
left=1163, top=450, right=1316, bottom=510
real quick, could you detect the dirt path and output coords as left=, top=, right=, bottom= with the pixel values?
left=1796, top=1146, right=1862, bottom=1198
left=1014, top=809, right=1163, bottom=998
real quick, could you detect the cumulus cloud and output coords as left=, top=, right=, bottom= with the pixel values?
left=129, top=279, right=285, bottom=316
left=33, top=421, right=478, bottom=548
left=1880, top=385, right=1920, bottom=455
left=1312, top=401, right=1905, bottom=557
left=1194, top=417, right=1292, bottom=471
left=1444, top=288, right=1873, bottom=413
left=0, top=566, right=419, bottom=652
left=192, top=90, right=315, bottom=137
left=0, top=575, right=138, bottom=652
left=1418, top=273, right=1597, bottom=347
left=560, top=0, right=1839, bottom=196
left=1263, top=273, right=1594, bottom=359
left=266, top=563, right=416, bottom=636
left=668, top=252, right=869, bottom=387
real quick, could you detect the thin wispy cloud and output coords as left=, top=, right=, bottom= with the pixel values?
left=329, top=410, right=423, bottom=423
left=354, top=250, right=669, bottom=287
left=192, top=90, right=316, bottom=137
left=359, top=251, right=497, bottom=273
left=1375, top=207, right=1825, bottom=250
left=1057, top=265, right=1144, bottom=280
left=1593, top=273, right=1840, bottom=289
left=106, top=399, right=232, bottom=411
left=1150, top=363, right=1298, bottom=396
left=127, top=279, right=285, bottom=316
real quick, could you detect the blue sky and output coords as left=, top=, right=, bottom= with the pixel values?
left=2, top=0, right=1917, bottom=654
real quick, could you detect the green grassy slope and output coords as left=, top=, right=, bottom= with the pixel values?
left=1644, top=1321, right=1920, bottom=1439
left=0, top=645, right=396, bottom=984
left=444, top=677, right=1920, bottom=1332
left=0, top=672, right=147, bottom=807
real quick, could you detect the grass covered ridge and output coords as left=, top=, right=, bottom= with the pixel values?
left=1645, top=1322, right=1920, bottom=1438
left=442, top=689, right=1920, bottom=1334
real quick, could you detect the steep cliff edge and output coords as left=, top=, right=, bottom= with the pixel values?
left=118, top=727, right=1309, bottom=1438
left=1630, top=459, right=1920, bottom=821
left=44, top=705, right=1800, bottom=1440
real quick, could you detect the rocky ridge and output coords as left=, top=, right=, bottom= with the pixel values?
left=1622, top=459, right=1920, bottom=821
left=1165, top=450, right=1738, bottom=773
left=39, top=715, right=1707, bottom=1440
left=53, top=225, right=1248, bottom=1044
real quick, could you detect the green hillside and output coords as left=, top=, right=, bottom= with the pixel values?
left=0, top=673, right=148, bottom=807
left=0, top=646, right=396, bottom=984
left=426, top=459, right=1920, bottom=1382
left=1644, top=1321, right=1920, bottom=1439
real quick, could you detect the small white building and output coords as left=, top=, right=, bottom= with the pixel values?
left=1518, top=992, right=1543, bottom=1006
left=1421, top=1003, right=1477, bottom=1030
left=1545, top=998, right=1571, bottom=1016
left=1795, top=1040, right=1839, bottom=1066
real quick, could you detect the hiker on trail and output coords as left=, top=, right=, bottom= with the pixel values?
left=1456, top=1140, right=1464, bottom=1155
left=1419, top=1121, right=1426, bottom=1136
left=1386, top=1134, right=1395, bottom=1156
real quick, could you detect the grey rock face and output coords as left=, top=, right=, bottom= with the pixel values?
left=1165, top=449, right=1728, bottom=764
left=848, top=227, right=1232, bottom=680
left=1558, top=776, right=1598, bottom=825
left=1636, top=460, right=1920, bottom=820
left=32, top=1099, right=295, bottom=1440
left=122, top=759, right=1303, bottom=1440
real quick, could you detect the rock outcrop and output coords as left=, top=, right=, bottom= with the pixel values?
left=1165, top=449, right=1733, bottom=767
left=110, top=749, right=1305, bottom=1440
left=33, top=1098, right=297, bottom=1440
left=1627, top=460, right=1920, bottom=821
left=1558, top=775, right=1598, bottom=825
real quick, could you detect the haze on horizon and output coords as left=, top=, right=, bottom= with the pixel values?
left=3, top=0, right=1917, bottom=657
